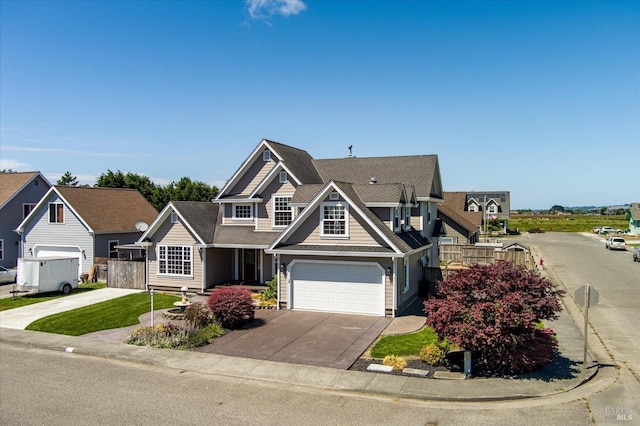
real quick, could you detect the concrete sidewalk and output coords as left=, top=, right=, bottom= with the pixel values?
left=0, top=288, right=141, bottom=329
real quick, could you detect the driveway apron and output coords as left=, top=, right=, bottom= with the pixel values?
left=196, top=310, right=391, bottom=369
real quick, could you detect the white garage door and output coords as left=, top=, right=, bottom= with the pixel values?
left=290, top=261, right=385, bottom=316
left=33, top=246, right=83, bottom=276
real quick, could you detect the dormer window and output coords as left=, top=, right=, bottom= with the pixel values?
left=404, top=206, right=411, bottom=230
left=394, top=207, right=402, bottom=232
left=279, top=171, right=288, bottom=183
left=487, top=204, right=498, bottom=214
left=263, top=150, right=271, bottom=161
left=469, top=204, right=478, bottom=213
left=233, top=204, right=253, bottom=220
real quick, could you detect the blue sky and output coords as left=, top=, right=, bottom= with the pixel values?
left=1, top=0, right=638, bottom=209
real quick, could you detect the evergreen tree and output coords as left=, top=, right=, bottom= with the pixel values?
left=57, top=171, right=79, bottom=186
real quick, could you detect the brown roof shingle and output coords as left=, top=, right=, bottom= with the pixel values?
left=0, top=172, right=47, bottom=208
left=55, top=186, right=158, bottom=233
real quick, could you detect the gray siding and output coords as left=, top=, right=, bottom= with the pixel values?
left=0, top=176, right=50, bottom=267
left=21, top=193, right=94, bottom=274
left=94, top=233, right=143, bottom=258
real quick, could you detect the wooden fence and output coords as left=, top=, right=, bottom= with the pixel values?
left=107, top=259, right=146, bottom=290
left=440, top=244, right=534, bottom=269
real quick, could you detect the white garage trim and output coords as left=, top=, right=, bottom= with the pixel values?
left=287, top=259, right=385, bottom=316
left=32, top=245, right=83, bottom=276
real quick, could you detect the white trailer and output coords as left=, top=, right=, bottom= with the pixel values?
left=16, top=257, right=80, bottom=294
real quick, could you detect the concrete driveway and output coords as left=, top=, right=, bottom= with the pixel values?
left=195, top=310, right=392, bottom=369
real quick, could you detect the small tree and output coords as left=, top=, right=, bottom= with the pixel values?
left=207, top=288, right=255, bottom=329
left=57, top=171, right=79, bottom=186
left=424, top=261, right=565, bottom=376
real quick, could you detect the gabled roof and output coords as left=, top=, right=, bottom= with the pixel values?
left=312, top=155, right=442, bottom=200
left=18, top=186, right=158, bottom=234
left=172, top=201, right=219, bottom=244
left=217, top=139, right=322, bottom=199
left=438, top=192, right=482, bottom=233
left=0, top=171, right=51, bottom=209
left=629, top=203, right=640, bottom=220
left=267, top=180, right=432, bottom=256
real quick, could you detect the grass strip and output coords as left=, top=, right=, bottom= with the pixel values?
left=25, top=292, right=180, bottom=336
left=371, top=327, right=439, bottom=358
left=0, top=283, right=106, bottom=312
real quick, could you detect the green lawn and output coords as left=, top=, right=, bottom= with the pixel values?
left=0, top=282, right=106, bottom=312
left=509, top=214, right=628, bottom=233
left=25, top=292, right=180, bottom=336
left=370, top=327, right=439, bottom=358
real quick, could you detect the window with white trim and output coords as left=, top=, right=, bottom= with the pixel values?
left=263, top=150, right=270, bottom=161
left=158, top=245, right=192, bottom=276
left=404, top=206, right=411, bottom=229
left=0, top=239, right=4, bottom=260
left=487, top=204, right=497, bottom=214
left=273, top=196, right=292, bottom=227
left=23, top=203, right=36, bottom=219
left=233, top=204, right=253, bottom=220
left=108, top=240, right=119, bottom=259
left=469, top=204, right=478, bottom=212
left=279, top=171, right=287, bottom=183
left=48, top=203, right=64, bottom=223
left=321, top=202, right=347, bottom=236
left=393, top=207, right=401, bottom=232
left=403, top=258, right=410, bottom=293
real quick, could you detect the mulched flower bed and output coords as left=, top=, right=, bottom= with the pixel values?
left=349, top=358, right=451, bottom=378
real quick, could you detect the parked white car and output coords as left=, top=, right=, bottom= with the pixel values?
left=605, top=237, right=626, bottom=251
left=0, top=265, right=17, bottom=284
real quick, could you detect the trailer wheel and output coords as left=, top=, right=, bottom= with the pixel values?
left=61, top=283, right=72, bottom=295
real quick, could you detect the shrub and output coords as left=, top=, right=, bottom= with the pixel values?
left=262, top=275, right=278, bottom=301
left=382, top=355, right=407, bottom=371
left=184, top=302, right=215, bottom=329
left=419, top=343, right=447, bottom=366
left=424, top=261, right=565, bottom=376
left=126, top=324, right=190, bottom=349
left=187, top=322, right=225, bottom=347
left=207, top=288, right=255, bottom=329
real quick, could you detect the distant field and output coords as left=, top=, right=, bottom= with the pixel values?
left=509, top=214, right=628, bottom=233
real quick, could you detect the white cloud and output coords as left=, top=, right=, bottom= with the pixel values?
left=247, top=0, right=306, bottom=20
left=0, top=158, right=30, bottom=171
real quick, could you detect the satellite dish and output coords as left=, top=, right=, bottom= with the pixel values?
left=135, top=222, right=149, bottom=232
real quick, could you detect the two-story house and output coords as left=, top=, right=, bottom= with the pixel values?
left=0, top=172, right=52, bottom=268
left=139, top=139, right=443, bottom=316
left=465, top=191, right=511, bottom=234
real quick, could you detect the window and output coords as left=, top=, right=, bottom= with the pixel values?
left=469, top=204, right=478, bottom=213
left=404, top=206, right=411, bottom=229
left=23, top=203, right=36, bottom=219
left=394, top=207, right=401, bottom=231
left=487, top=204, right=497, bottom=214
left=49, top=203, right=64, bottom=223
left=403, top=259, right=410, bottom=293
left=321, top=203, right=347, bottom=236
left=263, top=150, right=270, bottom=161
left=233, top=204, right=252, bottom=220
left=170, top=212, right=178, bottom=223
left=0, top=240, right=3, bottom=260
left=279, top=171, right=288, bottom=183
left=158, top=245, right=192, bottom=276
left=108, top=240, right=119, bottom=259
left=329, top=192, right=339, bottom=201
left=273, top=196, right=292, bottom=227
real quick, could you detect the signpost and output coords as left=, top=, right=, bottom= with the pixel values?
left=575, top=284, right=599, bottom=369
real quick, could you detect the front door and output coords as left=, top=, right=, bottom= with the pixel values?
left=240, top=249, right=260, bottom=282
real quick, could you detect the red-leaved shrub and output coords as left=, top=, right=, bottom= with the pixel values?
left=424, top=261, right=565, bottom=376
left=207, top=288, right=255, bottom=329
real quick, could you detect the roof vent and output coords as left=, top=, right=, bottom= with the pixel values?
left=370, top=177, right=377, bottom=184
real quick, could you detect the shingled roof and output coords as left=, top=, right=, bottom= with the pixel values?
left=438, top=192, right=482, bottom=233
left=0, top=172, right=49, bottom=209
left=265, top=140, right=323, bottom=184
left=171, top=201, right=219, bottom=244
left=54, top=186, right=158, bottom=233
left=312, top=155, right=440, bottom=200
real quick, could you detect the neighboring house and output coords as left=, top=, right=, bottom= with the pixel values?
left=15, top=186, right=158, bottom=278
left=141, top=139, right=443, bottom=316
left=628, top=203, right=640, bottom=235
left=465, top=191, right=511, bottom=233
left=0, top=172, right=52, bottom=268
left=436, top=192, right=482, bottom=245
